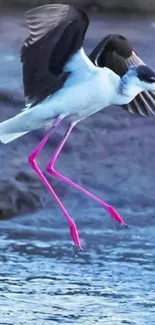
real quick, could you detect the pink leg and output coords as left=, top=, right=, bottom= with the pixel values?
left=46, top=122, right=127, bottom=226
left=28, top=118, right=82, bottom=249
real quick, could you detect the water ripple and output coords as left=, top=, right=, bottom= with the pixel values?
left=0, top=210, right=154, bottom=324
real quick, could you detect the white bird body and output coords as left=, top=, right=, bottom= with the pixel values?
left=1, top=38, right=155, bottom=146
left=0, top=50, right=120, bottom=143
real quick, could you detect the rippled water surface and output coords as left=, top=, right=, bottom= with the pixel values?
left=0, top=208, right=155, bottom=325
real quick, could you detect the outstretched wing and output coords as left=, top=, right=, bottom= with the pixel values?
left=21, top=4, right=89, bottom=107
left=89, top=34, right=155, bottom=117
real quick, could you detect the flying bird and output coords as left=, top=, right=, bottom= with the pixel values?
left=0, top=5, right=155, bottom=249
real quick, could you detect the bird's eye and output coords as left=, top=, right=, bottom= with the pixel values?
left=150, top=76, right=155, bottom=82
left=147, top=76, right=155, bottom=83
left=142, top=75, right=155, bottom=83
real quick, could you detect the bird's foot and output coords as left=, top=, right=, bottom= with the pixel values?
left=69, top=222, right=82, bottom=250
left=107, top=205, right=128, bottom=227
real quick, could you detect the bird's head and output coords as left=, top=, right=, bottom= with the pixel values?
left=122, top=65, right=155, bottom=92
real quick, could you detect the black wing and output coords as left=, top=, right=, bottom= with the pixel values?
left=89, top=34, right=155, bottom=117
left=21, top=4, right=89, bottom=107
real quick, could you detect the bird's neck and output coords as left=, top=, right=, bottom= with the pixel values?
left=114, top=77, right=143, bottom=105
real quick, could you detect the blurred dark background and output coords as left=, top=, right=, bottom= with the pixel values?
left=1, top=0, right=155, bottom=12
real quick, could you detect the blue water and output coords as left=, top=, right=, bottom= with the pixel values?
left=0, top=209, right=154, bottom=324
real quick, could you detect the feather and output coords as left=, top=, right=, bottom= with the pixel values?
left=21, top=4, right=89, bottom=108
left=90, top=34, right=155, bottom=117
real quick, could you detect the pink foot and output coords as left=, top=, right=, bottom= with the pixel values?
left=106, top=205, right=127, bottom=226
left=69, top=222, right=82, bottom=250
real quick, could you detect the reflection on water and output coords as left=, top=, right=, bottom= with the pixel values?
left=0, top=209, right=154, bottom=325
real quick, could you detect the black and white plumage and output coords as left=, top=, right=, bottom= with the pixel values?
left=89, top=34, right=155, bottom=116
left=21, top=4, right=89, bottom=108
left=0, top=5, right=155, bottom=143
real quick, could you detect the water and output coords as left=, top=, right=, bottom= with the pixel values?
left=0, top=209, right=154, bottom=324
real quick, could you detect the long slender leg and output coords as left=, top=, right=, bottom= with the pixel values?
left=28, top=118, right=81, bottom=249
left=46, top=122, right=127, bottom=226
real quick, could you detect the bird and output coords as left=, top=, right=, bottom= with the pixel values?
left=1, top=4, right=155, bottom=249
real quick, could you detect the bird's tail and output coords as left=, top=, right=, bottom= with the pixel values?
left=0, top=131, right=29, bottom=144
left=0, top=101, right=63, bottom=144
left=0, top=109, right=40, bottom=144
